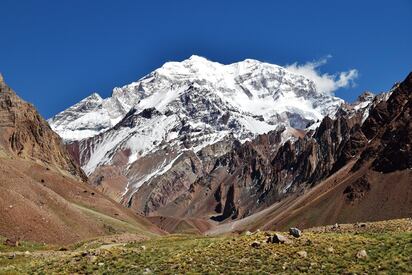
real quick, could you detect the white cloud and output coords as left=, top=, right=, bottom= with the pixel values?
left=285, top=56, right=358, bottom=95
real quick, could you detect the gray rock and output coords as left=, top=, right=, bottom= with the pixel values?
left=356, top=222, right=367, bottom=228
left=297, top=250, right=307, bottom=258
left=356, top=249, right=368, bottom=259
left=269, top=233, right=289, bottom=244
left=89, top=256, right=98, bottom=263
left=289, top=227, right=302, bottom=238
left=250, top=241, right=261, bottom=248
left=3, top=238, right=19, bottom=247
left=143, top=268, right=152, bottom=274
left=332, top=223, right=340, bottom=230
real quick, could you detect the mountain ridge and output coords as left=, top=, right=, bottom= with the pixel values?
left=49, top=56, right=345, bottom=210
left=46, top=57, right=411, bottom=236
left=49, top=55, right=343, bottom=142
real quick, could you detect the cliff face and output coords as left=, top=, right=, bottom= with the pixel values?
left=357, top=73, right=412, bottom=173
left=0, top=76, right=86, bottom=181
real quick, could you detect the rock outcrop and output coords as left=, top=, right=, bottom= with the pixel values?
left=0, top=76, right=86, bottom=181
left=0, top=76, right=163, bottom=244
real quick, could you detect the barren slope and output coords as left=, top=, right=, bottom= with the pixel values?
left=0, top=76, right=163, bottom=244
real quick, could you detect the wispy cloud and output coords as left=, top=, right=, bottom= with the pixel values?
left=285, top=56, right=358, bottom=95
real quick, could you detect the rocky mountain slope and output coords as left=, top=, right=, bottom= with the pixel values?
left=125, top=89, right=376, bottom=222
left=129, top=73, right=410, bottom=230
left=49, top=56, right=343, bottom=214
left=207, top=72, right=412, bottom=234
left=49, top=56, right=410, bottom=235
left=0, top=74, right=86, bottom=181
left=0, top=75, right=163, bottom=244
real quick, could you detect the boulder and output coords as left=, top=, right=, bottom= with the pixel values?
left=332, top=223, right=340, bottom=230
left=297, top=251, right=307, bottom=258
left=3, top=238, right=19, bottom=247
left=250, top=241, right=261, bottom=248
left=289, top=227, right=302, bottom=238
left=356, top=249, right=368, bottom=259
left=356, top=222, right=367, bottom=228
left=268, top=233, right=289, bottom=244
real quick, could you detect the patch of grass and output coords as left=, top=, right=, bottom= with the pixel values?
left=6, top=230, right=409, bottom=274
left=1, top=219, right=411, bottom=274
left=0, top=237, right=51, bottom=274
left=0, top=237, right=49, bottom=253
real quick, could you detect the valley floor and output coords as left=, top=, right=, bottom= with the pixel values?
left=0, top=219, right=411, bottom=274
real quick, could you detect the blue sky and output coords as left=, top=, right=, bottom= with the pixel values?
left=1, top=0, right=411, bottom=118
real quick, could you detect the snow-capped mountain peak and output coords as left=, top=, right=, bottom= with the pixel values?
left=49, top=56, right=344, bottom=196
left=50, top=56, right=342, bottom=142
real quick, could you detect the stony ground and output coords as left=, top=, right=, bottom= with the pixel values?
left=0, top=219, right=411, bottom=274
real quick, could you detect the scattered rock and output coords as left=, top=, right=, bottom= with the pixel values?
left=327, top=247, right=334, bottom=253
left=289, top=227, right=302, bottom=238
left=89, top=256, right=98, bottom=263
left=268, top=233, right=289, bottom=244
left=98, top=262, right=105, bottom=266
left=24, top=251, right=31, bottom=256
left=143, top=268, right=152, bottom=274
left=245, top=231, right=252, bottom=236
left=59, top=247, right=68, bottom=251
left=3, top=238, right=19, bottom=247
left=332, top=223, right=340, bottom=230
left=297, top=251, right=308, bottom=258
left=356, top=249, right=368, bottom=259
left=141, top=245, right=147, bottom=251
left=250, top=241, right=261, bottom=248
left=356, top=222, right=367, bottom=228
left=8, top=253, right=16, bottom=260
left=304, top=239, right=313, bottom=246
